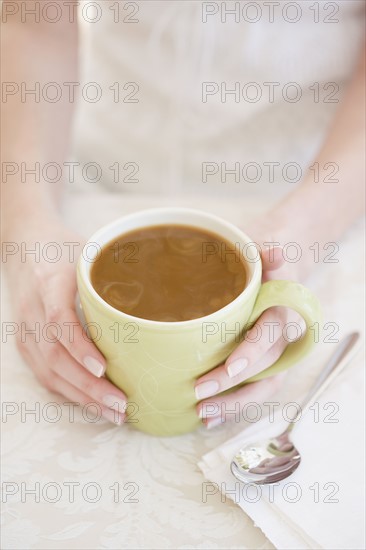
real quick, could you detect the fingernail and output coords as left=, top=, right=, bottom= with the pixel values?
left=83, top=356, right=105, bottom=377
left=103, top=394, right=127, bottom=413
left=195, top=380, right=219, bottom=400
left=226, top=358, right=248, bottom=378
left=102, top=408, right=124, bottom=425
left=206, top=416, right=224, bottom=430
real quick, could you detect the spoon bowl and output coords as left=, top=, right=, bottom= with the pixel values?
left=231, top=430, right=301, bottom=484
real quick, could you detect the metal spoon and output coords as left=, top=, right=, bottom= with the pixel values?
left=231, top=332, right=360, bottom=485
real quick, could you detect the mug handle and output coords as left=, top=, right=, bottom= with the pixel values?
left=244, top=280, right=322, bottom=382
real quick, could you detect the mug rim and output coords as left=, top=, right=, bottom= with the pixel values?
left=77, top=207, right=262, bottom=328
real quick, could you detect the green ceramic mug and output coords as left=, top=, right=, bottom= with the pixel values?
left=77, top=208, right=321, bottom=436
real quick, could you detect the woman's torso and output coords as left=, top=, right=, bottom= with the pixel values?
left=70, top=0, right=365, bottom=197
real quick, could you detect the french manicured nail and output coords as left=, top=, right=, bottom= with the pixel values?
left=226, top=358, right=248, bottom=378
left=206, top=416, right=224, bottom=430
left=195, top=380, right=220, bottom=400
left=103, top=394, right=127, bottom=413
left=83, top=356, right=105, bottom=377
left=102, top=408, right=124, bottom=425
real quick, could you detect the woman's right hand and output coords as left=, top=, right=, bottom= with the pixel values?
left=4, top=218, right=127, bottom=425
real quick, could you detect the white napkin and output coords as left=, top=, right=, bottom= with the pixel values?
left=198, top=346, right=365, bottom=550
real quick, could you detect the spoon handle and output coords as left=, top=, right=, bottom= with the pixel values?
left=289, top=332, right=361, bottom=425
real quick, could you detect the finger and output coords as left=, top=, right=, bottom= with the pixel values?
left=195, top=307, right=289, bottom=400
left=39, top=338, right=127, bottom=416
left=40, top=267, right=106, bottom=377
left=17, top=331, right=125, bottom=424
left=198, top=374, right=285, bottom=429
left=46, top=372, right=125, bottom=425
left=225, top=306, right=289, bottom=376
left=261, top=246, right=284, bottom=272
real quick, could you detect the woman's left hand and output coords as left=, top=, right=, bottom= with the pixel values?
left=195, top=241, right=302, bottom=429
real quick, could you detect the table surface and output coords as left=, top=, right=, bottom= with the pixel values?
left=1, top=191, right=364, bottom=549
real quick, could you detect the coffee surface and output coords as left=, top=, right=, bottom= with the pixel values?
left=91, top=225, right=247, bottom=322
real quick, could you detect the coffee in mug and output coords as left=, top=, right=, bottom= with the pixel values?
left=90, top=225, right=248, bottom=322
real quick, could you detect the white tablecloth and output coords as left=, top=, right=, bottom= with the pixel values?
left=1, top=191, right=364, bottom=549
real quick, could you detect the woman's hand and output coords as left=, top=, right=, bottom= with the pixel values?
left=195, top=240, right=303, bottom=429
left=4, top=218, right=127, bottom=425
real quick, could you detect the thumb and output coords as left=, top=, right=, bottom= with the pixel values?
left=261, top=246, right=285, bottom=272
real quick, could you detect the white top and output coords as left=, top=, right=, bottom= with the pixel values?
left=70, top=0, right=365, bottom=197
